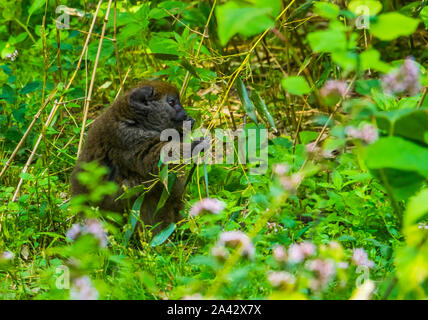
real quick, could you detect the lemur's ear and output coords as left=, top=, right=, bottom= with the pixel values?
left=128, top=85, right=154, bottom=108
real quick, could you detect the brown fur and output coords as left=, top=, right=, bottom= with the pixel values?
left=71, top=80, right=195, bottom=233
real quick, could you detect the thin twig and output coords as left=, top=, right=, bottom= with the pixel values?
left=10, top=1, right=103, bottom=199
left=77, top=0, right=114, bottom=157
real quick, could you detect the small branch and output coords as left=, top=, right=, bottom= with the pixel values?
left=77, top=0, right=114, bottom=157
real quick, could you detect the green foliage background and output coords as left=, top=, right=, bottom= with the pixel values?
left=0, top=0, right=427, bottom=300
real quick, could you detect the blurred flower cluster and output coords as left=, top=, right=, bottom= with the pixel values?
left=190, top=198, right=225, bottom=217
left=381, top=57, right=421, bottom=96
left=268, top=241, right=376, bottom=299
left=345, top=124, right=378, bottom=144
left=66, top=218, right=108, bottom=248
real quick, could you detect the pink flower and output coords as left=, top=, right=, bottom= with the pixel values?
left=5, top=50, right=18, bottom=61
left=352, top=248, right=374, bottom=268
left=190, top=198, right=225, bottom=217
left=345, top=124, right=378, bottom=144
left=320, top=80, right=348, bottom=98
left=268, top=271, right=296, bottom=288
left=267, top=222, right=279, bottom=233
left=273, top=164, right=289, bottom=176
left=382, top=57, right=421, bottom=96
left=218, top=231, right=255, bottom=259
left=288, top=244, right=305, bottom=263
left=307, top=259, right=336, bottom=289
left=300, top=242, right=316, bottom=257
left=182, top=293, right=203, bottom=300
left=1, top=250, right=14, bottom=260
left=66, top=219, right=108, bottom=248
left=70, top=276, right=99, bottom=300
left=66, top=223, right=82, bottom=241
left=288, top=241, right=316, bottom=263
left=273, top=245, right=287, bottom=262
left=305, top=141, right=319, bottom=154
left=320, top=80, right=349, bottom=106
left=211, top=246, right=229, bottom=260
left=359, top=124, right=378, bottom=144
left=280, top=173, right=303, bottom=194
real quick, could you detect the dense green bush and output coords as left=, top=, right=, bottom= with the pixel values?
left=0, top=0, right=427, bottom=300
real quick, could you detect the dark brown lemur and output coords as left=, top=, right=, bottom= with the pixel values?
left=71, top=80, right=198, bottom=234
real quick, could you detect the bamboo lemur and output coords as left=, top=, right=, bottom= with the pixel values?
left=71, top=80, right=197, bottom=233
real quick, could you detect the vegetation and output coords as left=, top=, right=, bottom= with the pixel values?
left=0, top=0, right=427, bottom=300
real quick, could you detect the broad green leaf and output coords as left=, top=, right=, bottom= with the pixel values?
left=251, top=91, right=277, bottom=132
left=405, top=188, right=428, bottom=227
left=365, top=136, right=428, bottom=200
left=420, top=6, right=428, bottom=29
left=313, top=2, right=340, bottom=20
left=87, top=41, right=114, bottom=61
left=148, top=35, right=180, bottom=56
left=281, top=76, right=310, bottom=96
left=365, top=136, right=428, bottom=178
left=28, top=0, right=45, bottom=17
left=154, top=172, right=177, bottom=217
left=216, top=0, right=280, bottom=46
left=235, top=77, right=258, bottom=125
left=307, top=29, right=347, bottom=53
left=370, top=13, right=420, bottom=41
left=348, top=0, right=383, bottom=15
left=375, top=109, right=428, bottom=145
left=360, top=49, right=391, bottom=73
left=20, top=81, right=42, bottom=94
left=150, top=222, right=176, bottom=247
left=123, top=193, right=145, bottom=247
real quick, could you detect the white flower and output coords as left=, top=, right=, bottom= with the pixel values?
left=288, top=241, right=316, bottom=263
left=268, top=271, right=296, bottom=288
left=70, top=276, right=99, bottom=300
left=182, top=293, right=203, bottom=300
left=218, top=231, right=255, bottom=259
left=1, top=250, right=14, bottom=260
left=273, top=164, right=289, bottom=176
left=211, top=246, right=228, bottom=260
left=307, top=259, right=336, bottom=287
left=280, top=173, right=303, bottom=194
left=66, top=219, right=108, bottom=248
left=272, top=245, right=287, bottom=262
left=190, top=198, right=225, bottom=217
left=352, top=248, right=374, bottom=268
left=345, top=124, right=378, bottom=144
left=288, top=244, right=305, bottom=263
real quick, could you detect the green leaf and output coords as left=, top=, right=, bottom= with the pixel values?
left=348, top=0, right=383, bottom=15
left=154, top=172, right=177, bottom=217
left=123, top=193, right=145, bottom=247
left=365, top=136, right=428, bottom=178
left=370, top=13, right=420, bottom=41
left=148, top=35, right=180, bottom=56
left=307, top=29, right=347, bottom=53
left=150, top=222, right=176, bottom=247
left=405, top=188, right=428, bottom=228
left=251, top=91, right=277, bottom=132
left=281, top=76, right=310, bottom=96
left=235, top=77, right=258, bottom=125
left=360, top=49, right=391, bottom=73
left=375, top=109, right=428, bottom=145
left=20, top=81, right=42, bottom=94
left=216, top=1, right=280, bottom=46
left=313, top=2, right=340, bottom=20
left=28, top=0, right=45, bottom=17
left=365, top=136, right=428, bottom=200
left=420, top=6, right=428, bottom=29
